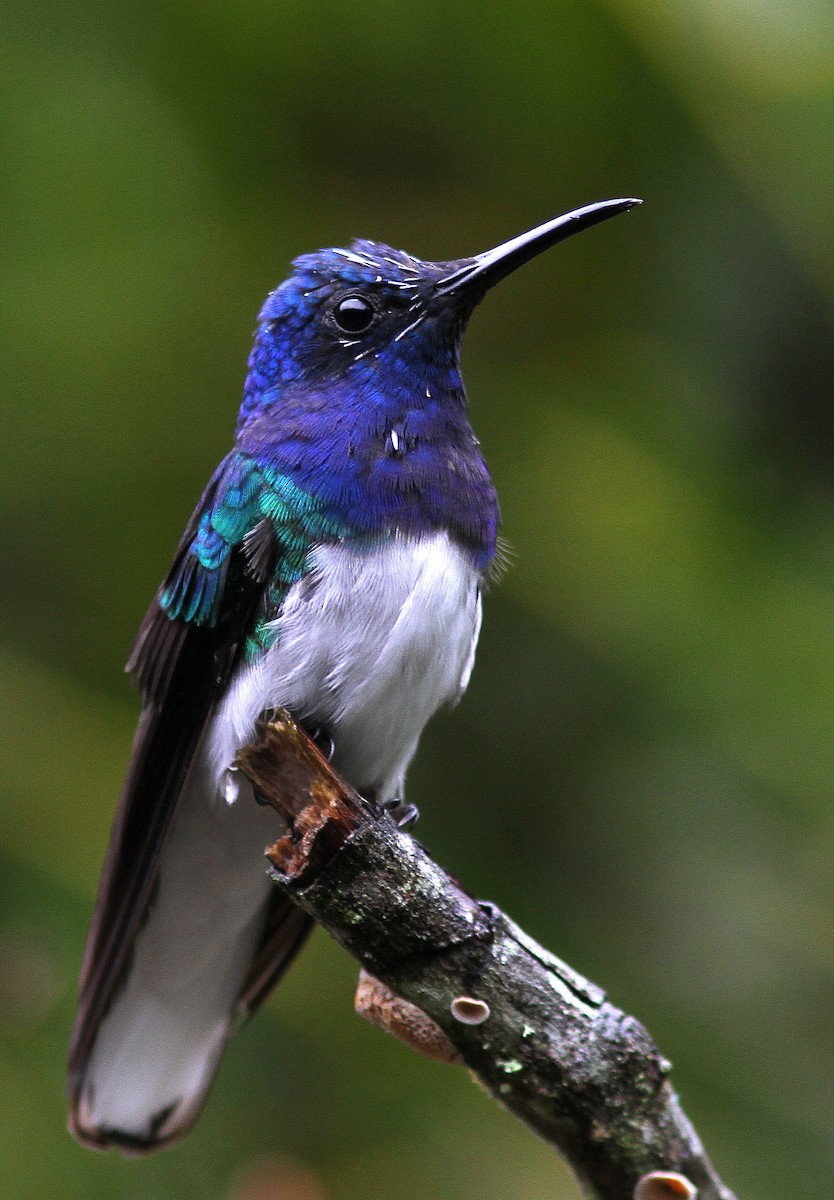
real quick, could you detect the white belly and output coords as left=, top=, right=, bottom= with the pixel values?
left=210, top=530, right=483, bottom=800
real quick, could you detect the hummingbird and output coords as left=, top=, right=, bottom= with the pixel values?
left=67, top=197, right=639, bottom=1153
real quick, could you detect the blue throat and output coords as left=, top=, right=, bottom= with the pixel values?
left=234, top=244, right=500, bottom=567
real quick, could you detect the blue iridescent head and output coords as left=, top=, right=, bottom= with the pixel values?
left=239, top=198, right=640, bottom=432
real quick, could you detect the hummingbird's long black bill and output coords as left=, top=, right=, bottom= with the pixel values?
left=437, top=197, right=641, bottom=296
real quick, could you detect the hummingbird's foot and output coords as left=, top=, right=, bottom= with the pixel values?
left=302, top=722, right=336, bottom=761
left=383, top=798, right=420, bottom=830
left=256, top=709, right=335, bottom=761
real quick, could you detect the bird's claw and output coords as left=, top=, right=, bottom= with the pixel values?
left=383, top=798, right=420, bottom=830
left=308, top=724, right=336, bottom=760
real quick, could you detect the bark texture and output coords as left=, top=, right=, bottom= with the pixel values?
left=236, top=711, right=738, bottom=1200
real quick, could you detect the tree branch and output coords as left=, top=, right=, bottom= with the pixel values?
left=235, top=711, right=738, bottom=1200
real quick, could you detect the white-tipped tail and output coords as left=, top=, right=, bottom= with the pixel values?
left=73, top=764, right=278, bottom=1150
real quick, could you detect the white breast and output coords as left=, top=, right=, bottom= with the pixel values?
left=209, top=531, right=483, bottom=801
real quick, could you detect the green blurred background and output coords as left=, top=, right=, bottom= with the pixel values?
left=2, top=1, right=834, bottom=1196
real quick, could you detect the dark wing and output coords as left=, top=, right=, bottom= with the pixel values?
left=67, top=453, right=314, bottom=1099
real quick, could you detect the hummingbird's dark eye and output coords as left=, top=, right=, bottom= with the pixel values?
left=332, top=294, right=376, bottom=334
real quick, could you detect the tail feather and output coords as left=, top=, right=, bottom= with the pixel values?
left=69, top=764, right=308, bottom=1153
